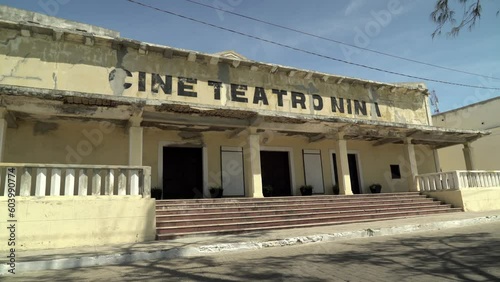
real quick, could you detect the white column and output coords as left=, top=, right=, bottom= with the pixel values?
left=0, top=108, right=8, bottom=162
left=244, top=131, right=263, bottom=198
left=463, top=142, right=475, bottom=171
left=335, top=133, right=352, bottom=195
left=128, top=114, right=143, bottom=166
left=404, top=138, right=419, bottom=192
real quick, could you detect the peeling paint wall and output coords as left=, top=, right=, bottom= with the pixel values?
left=0, top=25, right=430, bottom=125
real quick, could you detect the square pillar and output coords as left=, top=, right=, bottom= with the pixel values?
left=404, top=138, right=419, bottom=192
left=128, top=114, right=143, bottom=166
left=335, top=134, right=352, bottom=195
left=463, top=142, right=475, bottom=171
left=244, top=131, right=263, bottom=198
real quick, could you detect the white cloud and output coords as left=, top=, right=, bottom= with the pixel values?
left=344, top=0, right=366, bottom=16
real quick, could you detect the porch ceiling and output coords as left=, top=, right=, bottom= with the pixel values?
left=0, top=85, right=489, bottom=149
left=142, top=104, right=487, bottom=148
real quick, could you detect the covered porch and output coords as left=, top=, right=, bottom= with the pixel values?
left=0, top=85, right=489, bottom=199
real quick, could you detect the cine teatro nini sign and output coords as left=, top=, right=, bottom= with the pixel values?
left=108, top=68, right=383, bottom=118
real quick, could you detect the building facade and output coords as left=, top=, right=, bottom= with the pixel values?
left=0, top=6, right=494, bottom=251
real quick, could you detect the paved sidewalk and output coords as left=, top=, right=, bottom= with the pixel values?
left=2, top=211, right=500, bottom=275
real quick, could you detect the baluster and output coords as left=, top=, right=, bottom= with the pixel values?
left=447, top=172, right=454, bottom=189
left=78, top=169, right=88, bottom=196
left=105, top=169, right=115, bottom=195
left=130, top=170, right=139, bottom=196
left=435, top=175, right=443, bottom=190
left=92, top=169, right=101, bottom=195
left=444, top=173, right=449, bottom=189
left=64, top=169, right=75, bottom=196
left=479, top=173, right=485, bottom=187
left=20, top=167, right=32, bottom=196
left=50, top=168, right=62, bottom=196
left=424, top=177, right=431, bottom=191
left=427, top=176, right=433, bottom=191
left=429, top=175, right=436, bottom=190
left=142, top=167, right=151, bottom=198
left=117, top=169, right=127, bottom=195
left=35, top=168, right=47, bottom=196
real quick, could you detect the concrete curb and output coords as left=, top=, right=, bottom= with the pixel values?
left=2, top=215, right=499, bottom=275
left=196, top=215, right=500, bottom=254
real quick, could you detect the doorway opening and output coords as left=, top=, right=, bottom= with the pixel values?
left=260, top=151, right=292, bottom=197
left=332, top=153, right=362, bottom=194
left=162, top=147, right=203, bottom=199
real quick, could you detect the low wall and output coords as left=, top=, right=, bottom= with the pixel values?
left=0, top=196, right=156, bottom=251
left=424, top=187, right=500, bottom=212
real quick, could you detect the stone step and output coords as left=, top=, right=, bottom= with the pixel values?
left=156, top=208, right=462, bottom=236
left=156, top=198, right=436, bottom=211
left=156, top=201, right=444, bottom=218
left=156, top=205, right=453, bottom=227
left=156, top=210, right=461, bottom=240
left=155, top=192, right=422, bottom=205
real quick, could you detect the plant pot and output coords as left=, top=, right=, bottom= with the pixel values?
left=151, top=189, right=162, bottom=200
left=300, top=189, right=313, bottom=196
left=369, top=186, right=382, bottom=193
left=263, top=186, right=273, bottom=197
left=333, top=186, right=340, bottom=195
left=210, top=190, right=223, bottom=198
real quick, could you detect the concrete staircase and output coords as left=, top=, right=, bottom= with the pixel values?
left=155, top=192, right=461, bottom=240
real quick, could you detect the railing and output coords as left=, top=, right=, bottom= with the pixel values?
left=417, top=170, right=500, bottom=191
left=0, top=163, right=151, bottom=197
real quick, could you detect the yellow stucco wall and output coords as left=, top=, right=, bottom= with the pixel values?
left=0, top=25, right=431, bottom=126
left=4, top=119, right=128, bottom=165
left=424, top=188, right=500, bottom=212
left=0, top=196, right=156, bottom=251
left=433, top=98, right=500, bottom=171
left=142, top=129, right=437, bottom=195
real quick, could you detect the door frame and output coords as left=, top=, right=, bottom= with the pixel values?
left=329, top=149, right=364, bottom=194
left=158, top=141, right=208, bottom=198
left=260, top=146, right=296, bottom=196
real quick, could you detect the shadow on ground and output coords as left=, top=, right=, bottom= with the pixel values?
left=14, top=230, right=500, bottom=281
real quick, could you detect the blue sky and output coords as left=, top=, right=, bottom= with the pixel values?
left=1, top=0, right=498, bottom=113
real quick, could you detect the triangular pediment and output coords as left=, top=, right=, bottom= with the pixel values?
left=212, top=50, right=249, bottom=61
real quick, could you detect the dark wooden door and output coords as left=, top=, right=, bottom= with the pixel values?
left=260, top=151, right=292, bottom=197
left=163, top=147, right=203, bottom=199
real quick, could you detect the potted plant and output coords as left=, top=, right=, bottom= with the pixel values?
left=369, top=184, right=382, bottom=193
left=209, top=186, right=223, bottom=198
left=333, top=184, right=340, bottom=195
left=300, top=185, right=313, bottom=196
left=263, top=185, right=273, bottom=197
left=151, top=187, right=162, bottom=200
